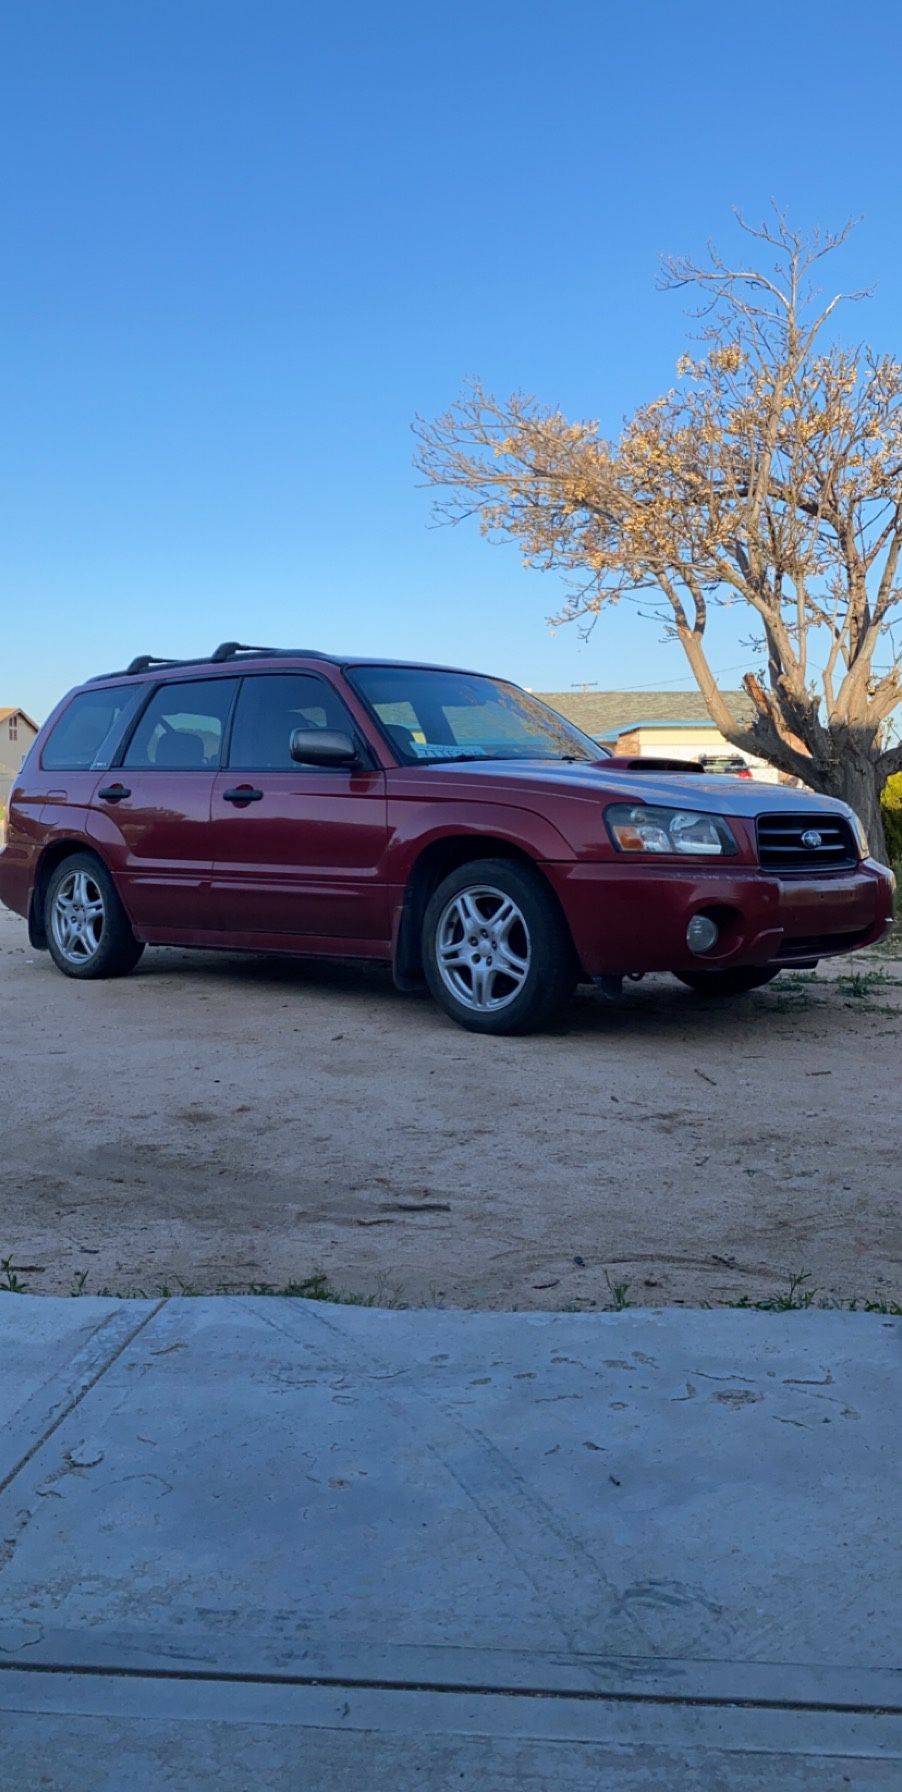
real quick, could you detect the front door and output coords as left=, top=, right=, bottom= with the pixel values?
left=209, top=671, right=390, bottom=945
left=88, top=675, right=239, bottom=935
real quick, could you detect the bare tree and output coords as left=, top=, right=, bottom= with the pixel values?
left=414, top=210, right=902, bottom=862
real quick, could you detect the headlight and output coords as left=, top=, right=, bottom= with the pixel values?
left=606, top=804, right=738, bottom=857
left=850, top=812, right=869, bottom=857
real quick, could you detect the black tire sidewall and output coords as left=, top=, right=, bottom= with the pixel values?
left=422, top=858, right=575, bottom=1034
left=45, top=852, right=142, bottom=980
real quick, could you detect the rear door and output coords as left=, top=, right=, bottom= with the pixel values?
left=39, top=682, right=147, bottom=842
left=209, top=670, right=390, bottom=945
left=88, top=676, right=239, bottom=935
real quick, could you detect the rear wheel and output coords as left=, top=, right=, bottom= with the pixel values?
left=46, top=853, right=145, bottom=981
left=676, top=966, right=781, bottom=996
left=422, top=858, right=577, bottom=1035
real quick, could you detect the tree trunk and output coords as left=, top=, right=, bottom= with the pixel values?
left=810, top=755, right=889, bottom=866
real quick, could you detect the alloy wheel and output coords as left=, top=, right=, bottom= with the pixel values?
left=435, top=885, right=531, bottom=1012
left=50, top=869, right=106, bottom=966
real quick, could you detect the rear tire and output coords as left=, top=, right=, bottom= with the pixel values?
left=422, top=857, right=577, bottom=1035
left=676, top=966, right=780, bottom=996
left=45, top=852, right=145, bottom=981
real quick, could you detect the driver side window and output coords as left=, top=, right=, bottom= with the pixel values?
left=227, top=673, right=355, bottom=770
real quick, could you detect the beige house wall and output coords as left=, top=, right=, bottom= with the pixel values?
left=619, top=723, right=780, bottom=783
left=0, top=713, right=39, bottom=806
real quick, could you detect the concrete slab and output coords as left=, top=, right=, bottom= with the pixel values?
left=0, top=1293, right=161, bottom=1488
left=1, top=1671, right=900, bottom=1789
left=0, top=1296, right=899, bottom=1785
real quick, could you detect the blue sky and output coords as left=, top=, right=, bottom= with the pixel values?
left=3, top=0, right=902, bottom=720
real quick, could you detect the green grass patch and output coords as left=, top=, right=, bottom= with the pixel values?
left=727, top=1270, right=902, bottom=1315
left=3, top=1259, right=900, bottom=1316
left=1, top=1260, right=395, bottom=1305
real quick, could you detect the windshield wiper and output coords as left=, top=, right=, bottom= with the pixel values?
left=419, top=749, right=491, bottom=763
left=417, top=753, right=513, bottom=765
left=414, top=751, right=590, bottom=767
left=493, top=751, right=590, bottom=764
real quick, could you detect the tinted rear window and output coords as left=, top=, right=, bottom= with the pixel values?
left=123, top=678, right=238, bottom=770
left=42, top=686, right=140, bottom=771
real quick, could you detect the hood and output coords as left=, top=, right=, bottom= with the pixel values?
left=409, top=758, right=854, bottom=821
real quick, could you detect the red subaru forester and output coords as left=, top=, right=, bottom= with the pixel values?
left=0, top=643, right=895, bottom=1034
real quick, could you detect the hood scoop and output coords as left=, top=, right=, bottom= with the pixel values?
left=604, top=755, right=706, bottom=775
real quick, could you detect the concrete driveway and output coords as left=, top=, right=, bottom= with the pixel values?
left=1, top=1293, right=900, bottom=1787
left=2, top=907, right=901, bottom=1309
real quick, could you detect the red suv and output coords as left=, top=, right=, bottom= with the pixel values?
left=0, top=644, right=895, bottom=1033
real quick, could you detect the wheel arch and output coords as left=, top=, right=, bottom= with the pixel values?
left=29, top=838, right=118, bottom=949
left=392, top=834, right=578, bottom=990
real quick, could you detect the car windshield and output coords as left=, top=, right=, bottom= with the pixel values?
left=347, top=666, right=604, bottom=765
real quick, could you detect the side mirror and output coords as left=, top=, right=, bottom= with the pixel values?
left=289, top=727, right=358, bottom=767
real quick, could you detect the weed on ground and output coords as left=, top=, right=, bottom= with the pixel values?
left=2, top=1257, right=899, bottom=1315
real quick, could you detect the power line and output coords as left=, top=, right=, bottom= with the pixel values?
left=552, top=661, right=754, bottom=694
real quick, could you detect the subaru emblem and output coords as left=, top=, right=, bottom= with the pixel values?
left=801, top=829, right=823, bottom=849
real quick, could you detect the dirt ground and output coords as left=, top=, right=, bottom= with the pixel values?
left=1, top=904, right=900, bottom=1310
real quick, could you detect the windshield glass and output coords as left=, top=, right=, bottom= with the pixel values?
left=348, top=666, right=604, bottom=765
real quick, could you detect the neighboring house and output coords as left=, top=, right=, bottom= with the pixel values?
left=0, top=707, right=39, bottom=808
left=537, top=688, right=781, bottom=783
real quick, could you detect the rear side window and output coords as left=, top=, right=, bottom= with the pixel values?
left=228, top=673, right=355, bottom=770
left=42, top=686, right=141, bottom=771
left=124, top=678, right=238, bottom=770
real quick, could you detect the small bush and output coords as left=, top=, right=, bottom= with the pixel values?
left=881, top=773, right=902, bottom=863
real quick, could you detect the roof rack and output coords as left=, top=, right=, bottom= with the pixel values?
left=208, top=640, right=264, bottom=661
left=125, top=654, right=187, bottom=675
left=89, top=642, right=332, bottom=681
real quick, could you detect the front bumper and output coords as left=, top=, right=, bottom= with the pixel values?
left=543, top=859, right=896, bottom=978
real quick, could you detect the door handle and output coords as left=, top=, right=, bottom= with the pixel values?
left=223, top=786, right=264, bottom=804
left=97, top=784, right=131, bottom=802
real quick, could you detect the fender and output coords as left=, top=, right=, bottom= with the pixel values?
left=385, top=796, right=577, bottom=883
left=386, top=798, right=578, bottom=989
left=34, top=810, right=143, bottom=926
left=28, top=824, right=122, bottom=946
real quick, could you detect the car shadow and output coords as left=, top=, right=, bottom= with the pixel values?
left=129, top=947, right=827, bottom=1044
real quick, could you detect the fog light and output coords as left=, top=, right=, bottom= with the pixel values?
left=687, top=915, right=720, bottom=954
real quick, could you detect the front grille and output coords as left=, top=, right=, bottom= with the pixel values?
left=756, top=812, right=858, bottom=873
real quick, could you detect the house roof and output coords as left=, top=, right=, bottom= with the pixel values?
left=595, top=716, right=741, bottom=740
left=537, top=689, right=756, bottom=738
left=0, top=707, right=39, bottom=731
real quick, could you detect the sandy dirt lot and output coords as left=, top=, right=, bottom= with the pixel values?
left=1, top=905, right=900, bottom=1309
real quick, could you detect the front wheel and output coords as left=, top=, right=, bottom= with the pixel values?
left=422, top=858, right=577, bottom=1035
left=676, top=966, right=781, bottom=997
left=46, top=853, right=145, bottom=980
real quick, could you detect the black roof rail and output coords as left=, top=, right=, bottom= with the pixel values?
left=125, top=654, right=185, bottom=675
left=211, top=640, right=271, bottom=661
left=210, top=641, right=332, bottom=663
left=88, top=642, right=335, bottom=681
left=88, top=653, right=205, bottom=681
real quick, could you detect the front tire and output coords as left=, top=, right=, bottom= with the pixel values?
left=676, top=966, right=781, bottom=996
left=422, top=858, right=577, bottom=1035
left=46, top=853, right=145, bottom=981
